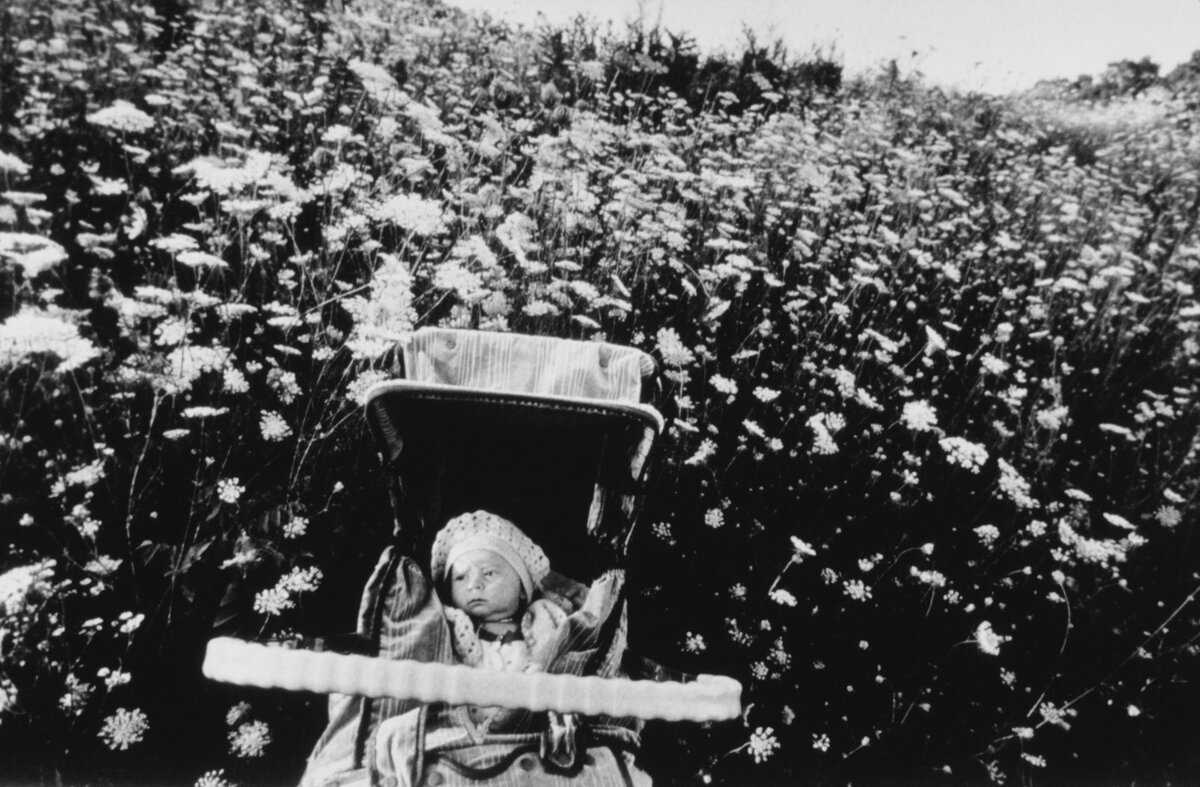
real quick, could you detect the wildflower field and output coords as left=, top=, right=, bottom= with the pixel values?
left=2, top=0, right=1199, bottom=784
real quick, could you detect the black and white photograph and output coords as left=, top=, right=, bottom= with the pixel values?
left=1, top=0, right=1199, bottom=784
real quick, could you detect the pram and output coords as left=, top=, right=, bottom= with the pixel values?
left=203, top=329, right=742, bottom=785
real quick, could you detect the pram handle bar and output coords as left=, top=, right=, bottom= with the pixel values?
left=202, top=637, right=741, bottom=723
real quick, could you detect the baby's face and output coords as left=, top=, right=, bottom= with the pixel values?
left=448, top=549, right=523, bottom=622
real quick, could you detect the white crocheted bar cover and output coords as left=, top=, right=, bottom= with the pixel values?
left=401, top=329, right=654, bottom=403
left=203, top=637, right=742, bottom=722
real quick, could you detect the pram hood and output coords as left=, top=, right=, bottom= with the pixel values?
left=364, top=328, right=663, bottom=575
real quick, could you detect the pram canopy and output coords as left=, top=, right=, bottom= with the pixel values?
left=203, top=329, right=740, bottom=723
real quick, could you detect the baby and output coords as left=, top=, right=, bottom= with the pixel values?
left=431, top=510, right=568, bottom=675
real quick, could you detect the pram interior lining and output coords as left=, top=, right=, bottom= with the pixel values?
left=367, top=388, right=660, bottom=582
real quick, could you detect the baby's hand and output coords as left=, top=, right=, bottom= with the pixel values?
left=539, top=569, right=588, bottom=613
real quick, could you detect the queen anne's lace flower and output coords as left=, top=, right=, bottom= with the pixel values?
left=975, top=621, right=1004, bottom=655
left=747, top=726, right=780, bottom=763
left=0, top=559, right=56, bottom=617
left=655, top=327, right=694, bottom=368
left=194, top=769, right=234, bottom=787
left=0, top=309, right=98, bottom=371
left=259, top=411, right=291, bottom=442
left=98, top=707, right=149, bottom=750
left=371, top=194, right=447, bottom=235
left=228, top=720, right=271, bottom=758
left=710, top=374, right=738, bottom=395
left=217, top=478, right=245, bottom=504
left=87, top=100, right=154, bottom=133
left=770, top=589, right=797, bottom=607
left=901, top=400, right=938, bottom=432
left=940, top=436, right=988, bottom=473
left=1, top=233, right=69, bottom=278
left=0, top=150, right=30, bottom=175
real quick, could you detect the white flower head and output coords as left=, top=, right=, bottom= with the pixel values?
left=975, top=620, right=1005, bottom=656
left=87, top=100, right=154, bottom=133
left=217, top=478, right=245, bottom=504
left=98, top=707, right=149, bottom=750
left=901, top=399, right=938, bottom=432
left=228, top=719, right=271, bottom=758
left=259, top=410, right=292, bottom=442
left=770, top=588, right=797, bottom=607
left=371, top=193, right=448, bottom=235
left=747, top=726, right=780, bottom=764
left=655, top=327, right=694, bottom=368
left=0, top=309, right=98, bottom=372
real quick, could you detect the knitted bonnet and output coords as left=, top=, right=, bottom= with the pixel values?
left=431, top=510, right=550, bottom=600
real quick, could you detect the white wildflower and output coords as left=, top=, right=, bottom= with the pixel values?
left=0, top=309, right=98, bottom=371
left=348, top=59, right=402, bottom=105
left=346, top=369, right=389, bottom=406
left=1035, top=406, right=1069, bottom=431
left=753, top=386, right=780, bottom=403
left=216, top=478, right=244, bottom=504
left=683, top=632, right=706, bottom=653
left=901, top=400, right=938, bottom=432
left=997, top=459, right=1037, bottom=509
left=842, top=579, right=872, bottom=602
left=0, top=151, right=30, bottom=175
left=87, top=100, right=154, bottom=133
left=655, top=327, right=694, bottom=368
left=149, top=234, right=199, bottom=254
left=176, top=250, right=228, bottom=269
left=371, top=194, right=447, bottom=235
left=709, top=375, right=738, bottom=395
left=1102, top=512, right=1136, bottom=530
left=181, top=406, right=228, bottom=419
left=1154, top=506, right=1181, bottom=528
left=194, top=769, right=234, bottom=787
left=975, top=621, right=1004, bottom=656
left=704, top=508, right=725, bottom=529
left=253, top=587, right=292, bottom=616
left=770, top=589, right=797, bottom=607
left=225, top=701, right=251, bottom=727
left=259, top=411, right=291, bottom=442
left=228, top=720, right=271, bottom=758
left=223, top=367, right=249, bottom=394
left=157, top=344, right=229, bottom=395
left=829, top=367, right=856, bottom=397
left=342, top=254, right=416, bottom=359
left=684, top=438, right=717, bottom=466
left=268, top=369, right=301, bottom=404
left=747, top=726, right=780, bottom=764
left=808, top=413, right=839, bottom=455
left=790, top=536, right=817, bottom=561
left=282, top=516, right=308, bottom=540
left=975, top=524, right=1001, bottom=546
left=97, top=707, right=149, bottom=750
left=980, top=353, right=1009, bottom=375
left=0, top=559, right=56, bottom=617
left=910, top=566, right=947, bottom=587
left=940, top=436, right=988, bottom=473
left=0, top=231, right=68, bottom=278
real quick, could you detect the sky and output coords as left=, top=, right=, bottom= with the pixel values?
left=447, top=0, right=1200, bottom=94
